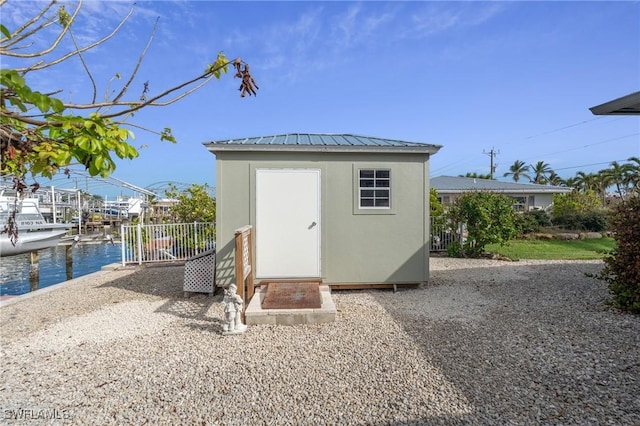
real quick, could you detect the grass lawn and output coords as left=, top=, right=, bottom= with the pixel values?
left=485, top=237, right=616, bottom=260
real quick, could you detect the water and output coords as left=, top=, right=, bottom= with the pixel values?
left=0, top=243, right=122, bottom=296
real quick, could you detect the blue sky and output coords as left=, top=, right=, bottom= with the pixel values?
left=3, top=1, right=640, bottom=197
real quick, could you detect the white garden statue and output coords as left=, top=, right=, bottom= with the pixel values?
left=222, top=283, right=248, bottom=334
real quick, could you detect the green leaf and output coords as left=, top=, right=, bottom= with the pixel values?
left=76, top=136, right=90, bottom=151
left=0, top=24, right=11, bottom=39
left=160, top=127, right=176, bottom=143
left=54, top=150, right=72, bottom=165
left=125, top=144, right=139, bottom=158
left=94, top=155, right=104, bottom=171
left=9, top=97, right=27, bottom=112
left=50, top=98, right=65, bottom=113
left=32, top=92, right=51, bottom=113
left=1, top=70, right=25, bottom=89
left=58, top=5, right=71, bottom=27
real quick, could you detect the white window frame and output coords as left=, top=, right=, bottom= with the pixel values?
left=352, top=165, right=396, bottom=215
left=358, top=169, right=391, bottom=209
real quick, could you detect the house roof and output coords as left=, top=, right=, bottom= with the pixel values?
left=431, top=176, right=572, bottom=194
left=204, top=133, right=442, bottom=154
left=589, top=91, right=640, bottom=115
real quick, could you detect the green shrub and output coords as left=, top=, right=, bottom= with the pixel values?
left=553, top=210, right=608, bottom=231
left=553, top=190, right=600, bottom=216
left=447, top=241, right=463, bottom=258
left=516, top=210, right=551, bottom=234
left=552, top=190, right=607, bottom=231
left=446, top=191, right=518, bottom=257
left=515, top=212, right=540, bottom=235
left=528, top=209, right=552, bottom=227
left=430, top=188, right=444, bottom=218
left=589, top=195, right=640, bottom=313
left=581, top=210, right=608, bottom=232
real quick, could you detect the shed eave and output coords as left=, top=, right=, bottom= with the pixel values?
left=204, top=143, right=442, bottom=155
left=589, top=91, right=640, bottom=115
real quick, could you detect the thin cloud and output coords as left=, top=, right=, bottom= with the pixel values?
left=250, top=3, right=402, bottom=81
left=332, top=3, right=397, bottom=50
left=403, top=2, right=506, bottom=39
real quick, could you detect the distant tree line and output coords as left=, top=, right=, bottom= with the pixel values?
left=460, top=156, right=639, bottom=202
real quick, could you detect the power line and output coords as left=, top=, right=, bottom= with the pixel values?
left=554, top=159, right=631, bottom=172
left=520, top=133, right=639, bottom=163
left=523, top=116, right=613, bottom=140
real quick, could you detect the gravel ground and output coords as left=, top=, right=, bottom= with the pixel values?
left=1, top=258, right=638, bottom=425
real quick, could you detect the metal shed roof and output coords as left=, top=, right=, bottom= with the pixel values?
left=204, top=133, right=442, bottom=154
left=431, top=176, right=572, bottom=194
left=589, top=91, right=640, bottom=115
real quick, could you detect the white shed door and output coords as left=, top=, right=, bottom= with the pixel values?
left=256, top=169, right=321, bottom=278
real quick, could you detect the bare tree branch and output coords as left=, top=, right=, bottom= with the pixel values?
left=1, top=0, right=57, bottom=48
left=0, top=59, right=237, bottom=126
left=113, top=16, right=159, bottom=103
left=8, top=3, right=134, bottom=75
left=66, top=23, right=98, bottom=104
left=92, top=60, right=233, bottom=120
left=2, top=1, right=79, bottom=57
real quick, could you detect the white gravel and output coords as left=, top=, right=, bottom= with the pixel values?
left=1, top=258, right=638, bottom=425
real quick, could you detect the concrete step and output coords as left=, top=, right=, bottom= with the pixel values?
left=245, top=284, right=336, bottom=325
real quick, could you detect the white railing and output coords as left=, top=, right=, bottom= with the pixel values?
left=120, top=222, right=215, bottom=265
left=430, top=216, right=464, bottom=252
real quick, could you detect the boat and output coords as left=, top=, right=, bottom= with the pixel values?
left=0, top=196, right=71, bottom=257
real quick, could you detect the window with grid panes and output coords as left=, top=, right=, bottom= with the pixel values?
left=359, top=169, right=390, bottom=208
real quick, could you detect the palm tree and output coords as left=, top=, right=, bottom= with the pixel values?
left=601, top=161, right=631, bottom=198
left=596, top=168, right=614, bottom=205
left=564, top=176, right=578, bottom=189
left=624, top=156, right=640, bottom=194
left=547, top=171, right=565, bottom=187
left=529, top=161, right=553, bottom=184
left=573, top=171, right=600, bottom=193
left=503, top=160, right=530, bottom=182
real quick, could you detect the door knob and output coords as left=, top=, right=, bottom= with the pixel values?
left=308, top=221, right=317, bottom=229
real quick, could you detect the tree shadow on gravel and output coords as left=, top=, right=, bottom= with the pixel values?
left=98, top=263, right=187, bottom=298
left=98, top=263, right=223, bottom=326
left=370, top=261, right=640, bottom=424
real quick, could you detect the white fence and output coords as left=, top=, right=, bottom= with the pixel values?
left=120, top=222, right=215, bottom=265
left=430, top=216, right=464, bottom=252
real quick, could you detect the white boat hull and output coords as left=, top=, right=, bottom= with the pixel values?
left=0, top=227, right=70, bottom=257
left=1, top=195, right=73, bottom=257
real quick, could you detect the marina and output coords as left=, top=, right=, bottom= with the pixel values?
left=0, top=242, right=122, bottom=296
left=0, top=175, right=213, bottom=298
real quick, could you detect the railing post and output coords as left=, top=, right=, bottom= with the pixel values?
left=194, top=221, right=199, bottom=255
left=136, top=223, right=143, bottom=265
left=121, top=223, right=126, bottom=267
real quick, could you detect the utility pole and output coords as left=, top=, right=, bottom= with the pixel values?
left=483, top=147, right=499, bottom=179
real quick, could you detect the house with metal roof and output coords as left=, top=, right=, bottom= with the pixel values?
left=204, top=133, right=442, bottom=289
left=432, top=175, right=572, bottom=211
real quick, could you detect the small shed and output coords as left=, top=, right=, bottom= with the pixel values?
left=204, top=133, right=442, bottom=289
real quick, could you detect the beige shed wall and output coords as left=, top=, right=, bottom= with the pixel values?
left=214, top=151, right=431, bottom=287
